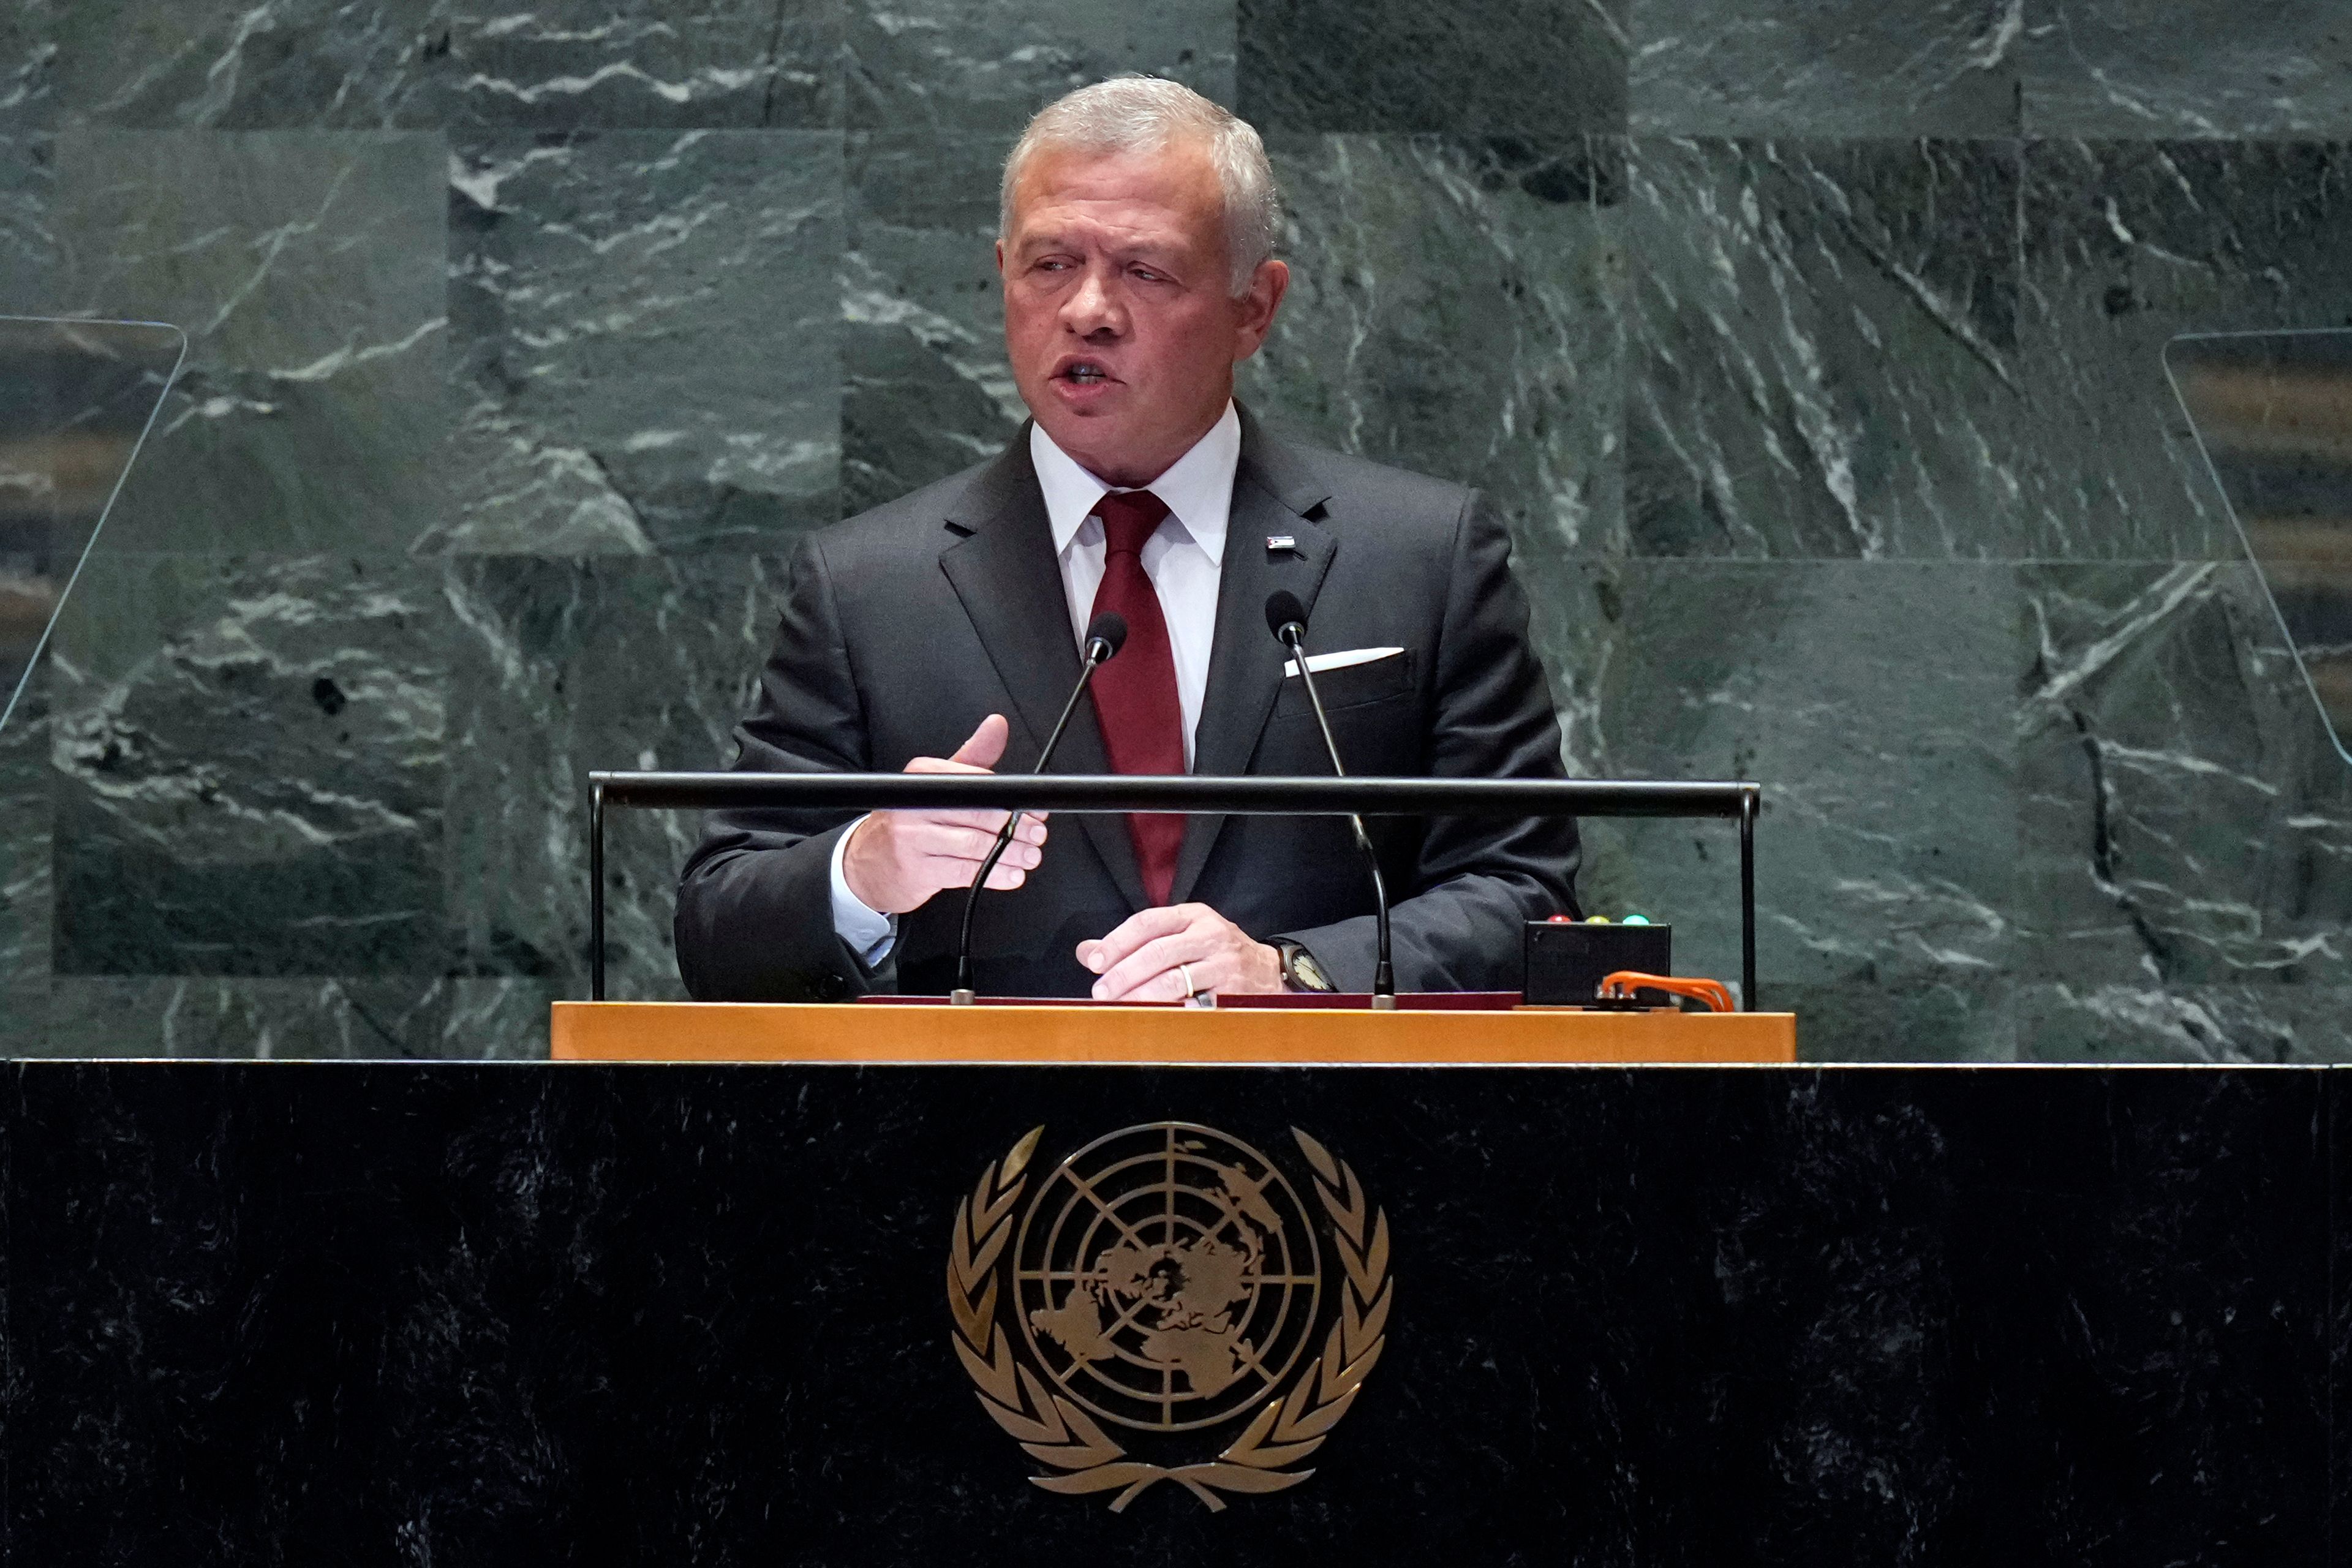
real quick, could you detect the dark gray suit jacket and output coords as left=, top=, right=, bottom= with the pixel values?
left=674, top=411, right=1580, bottom=1000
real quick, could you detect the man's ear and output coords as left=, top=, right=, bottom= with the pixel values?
left=995, top=239, right=1006, bottom=279
left=1232, top=258, right=1290, bottom=361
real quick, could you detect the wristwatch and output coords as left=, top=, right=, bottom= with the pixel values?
left=1275, top=939, right=1336, bottom=993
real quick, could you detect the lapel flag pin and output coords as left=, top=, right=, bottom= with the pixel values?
left=1266, top=535, right=1297, bottom=553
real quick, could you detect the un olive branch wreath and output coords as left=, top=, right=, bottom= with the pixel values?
left=947, top=1125, right=1392, bottom=1513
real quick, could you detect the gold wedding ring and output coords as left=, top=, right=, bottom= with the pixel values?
left=1177, top=962, right=1213, bottom=1008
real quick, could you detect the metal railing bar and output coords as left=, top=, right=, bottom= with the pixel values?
left=586, top=771, right=1763, bottom=1010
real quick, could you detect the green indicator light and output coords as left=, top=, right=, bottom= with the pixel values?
left=1622, top=914, right=1651, bottom=925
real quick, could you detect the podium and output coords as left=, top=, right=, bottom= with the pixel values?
left=549, top=999, right=1798, bottom=1063
left=1, top=1053, right=2324, bottom=1561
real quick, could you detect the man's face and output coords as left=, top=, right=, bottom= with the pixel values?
left=998, top=138, right=1287, bottom=488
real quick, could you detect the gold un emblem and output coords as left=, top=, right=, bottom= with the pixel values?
left=947, top=1121, right=1393, bottom=1512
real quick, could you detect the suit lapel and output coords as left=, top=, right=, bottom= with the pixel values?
left=937, top=434, right=1150, bottom=912
left=1168, top=415, right=1336, bottom=905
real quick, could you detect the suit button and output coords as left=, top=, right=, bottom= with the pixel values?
left=816, top=972, right=851, bottom=1001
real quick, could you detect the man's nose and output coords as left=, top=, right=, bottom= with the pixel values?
left=1061, top=266, right=1126, bottom=338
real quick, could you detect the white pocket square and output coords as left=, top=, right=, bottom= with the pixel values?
left=1284, top=646, right=1404, bottom=679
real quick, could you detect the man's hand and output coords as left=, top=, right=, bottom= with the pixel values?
left=1077, top=904, right=1285, bottom=1002
left=840, top=714, right=1049, bottom=916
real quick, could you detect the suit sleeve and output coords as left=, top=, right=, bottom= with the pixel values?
left=674, top=533, right=895, bottom=1001
left=1275, top=491, right=1581, bottom=991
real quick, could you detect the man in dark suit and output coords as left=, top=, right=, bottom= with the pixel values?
left=676, top=77, right=1578, bottom=1003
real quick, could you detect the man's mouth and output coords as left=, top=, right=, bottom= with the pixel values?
left=1057, top=360, right=1114, bottom=385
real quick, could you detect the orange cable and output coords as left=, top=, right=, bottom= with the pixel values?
left=1599, top=971, right=1736, bottom=1013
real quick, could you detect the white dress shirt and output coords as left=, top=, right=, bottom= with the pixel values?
left=829, top=403, right=1242, bottom=962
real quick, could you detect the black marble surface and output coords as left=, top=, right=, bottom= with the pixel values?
left=1, top=0, right=2350, bottom=1063
left=0, top=1061, right=2337, bottom=1564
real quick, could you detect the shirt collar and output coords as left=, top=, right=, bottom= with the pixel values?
left=1030, top=402, right=1239, bottom=565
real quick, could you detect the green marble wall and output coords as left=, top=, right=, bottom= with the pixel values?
left=2, top=0, right=2347, bottom=1058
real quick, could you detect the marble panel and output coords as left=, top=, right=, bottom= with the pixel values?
left=1553, top=560, right=2017, bottom=1009
left=2022, top=0, right=2352, bottom=138
left=418, top=1, right=840, bottom=130
left=841, top=130, right=1022, bottom=518
left=2019, top=982, right=2352, bottom=1063
left=0, top=696, right=51, bottom=1055
left=35, top=0, right=837, bottom=131
left=1628, top=0, right=2025, bottom=137
left=0, top=132, right=55, bottom=311
left=37, top=0, right=434, bottom=129
left=40, top=975, right=456, bottom=1057
left=1241, top=135, right=1625, bottom=564
left=442, top=555, right=784, bottom=997
left=1627, top=137, right=2027, bottom=559
left=2016, top=562, right=2352, bottom=987
left=1237, top=0, right=1627, bottom=135
left=846, top=0, right=1234, bottom=131
left=0, top=0, right=56, bottom=134
left=53, top=129, right=448, bottom=553
left=438, top=130, right=842, bottom=554
left=441, top=976, right=564, bottom=1058
left=28, top=976, right=564, bottom=1058
left=47, top=552, right=448, bottom=976
left=2020, top=139, right=2352, bottom=560
left=1776, top=978, right=2021, bottom=1062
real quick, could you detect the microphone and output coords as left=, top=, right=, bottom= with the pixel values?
left=1264, top=590, right=1395, bottom=1009
left=952, top=611, right=1128, bottom=1003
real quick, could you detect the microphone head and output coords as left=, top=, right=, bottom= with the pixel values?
left=1085, top=611, right=1128, bottom=660
left=1264, top=589, right=1308, bottom=643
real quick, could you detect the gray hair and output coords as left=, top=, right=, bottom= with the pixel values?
left=999, top=76, right=1281, bottom=298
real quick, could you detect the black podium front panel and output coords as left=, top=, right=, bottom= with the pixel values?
left=2, top=1063, right=2339, bottom=1565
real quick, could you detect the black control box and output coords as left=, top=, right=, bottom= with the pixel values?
left=1523, top=921, right=1672, bottom=1005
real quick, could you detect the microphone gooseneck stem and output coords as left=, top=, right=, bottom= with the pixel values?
left=952, top=636, right=1112, bottom=1001
left=1281, top=628, right=1395, bottom=1008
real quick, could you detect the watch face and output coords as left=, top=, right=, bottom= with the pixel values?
left=1292, top=951, right=1332, bottom=991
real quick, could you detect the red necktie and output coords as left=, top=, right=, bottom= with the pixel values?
left=1087, top=489, right=1186, bottom=905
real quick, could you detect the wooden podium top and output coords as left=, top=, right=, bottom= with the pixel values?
left=549, top=1001, right=1797, bottom=1065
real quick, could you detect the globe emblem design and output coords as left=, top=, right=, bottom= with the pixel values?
left=1014, top=1122, right=1324, bottom=1433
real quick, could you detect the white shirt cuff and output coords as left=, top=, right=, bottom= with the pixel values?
left=828, top=816, right=897, bottom=965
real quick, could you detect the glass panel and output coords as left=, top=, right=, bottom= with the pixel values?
left=0, top=317, right=188, bottom=735
left=2165, top=328, right=2352, bottom=766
